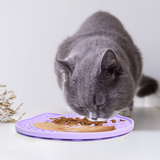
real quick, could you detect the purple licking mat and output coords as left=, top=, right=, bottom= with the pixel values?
left=15, top=113, right=134, bottom=141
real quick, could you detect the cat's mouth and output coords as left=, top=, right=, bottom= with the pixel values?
left=88, top=111, right=114, bottom=120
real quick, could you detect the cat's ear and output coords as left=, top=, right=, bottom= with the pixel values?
left=100, top=49, right=122, bottom=75
left=55, top=59, right=74, bottom=74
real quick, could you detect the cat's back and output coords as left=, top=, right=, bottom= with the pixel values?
left=76, top=11, right=127, bottom=36
left=55, top=11, right=142, bottom=88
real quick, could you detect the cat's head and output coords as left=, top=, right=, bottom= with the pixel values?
left=55, top=39, right=135, bottom=120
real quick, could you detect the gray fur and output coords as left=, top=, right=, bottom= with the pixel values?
left=137, top=75, right=158, bottom=97
left=54, top=11, right=144, bottom=120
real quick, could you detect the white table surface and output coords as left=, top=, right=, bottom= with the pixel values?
left=1, top=107, right=160, bottom=160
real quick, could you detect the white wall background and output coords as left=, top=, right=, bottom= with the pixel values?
left=0, top=0, right=160, bottom=118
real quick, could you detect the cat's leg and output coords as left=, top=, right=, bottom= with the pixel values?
left=118, top=101, right=133, bottom=118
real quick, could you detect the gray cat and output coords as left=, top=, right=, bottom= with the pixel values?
left=54, top=11, right=158, bottom=120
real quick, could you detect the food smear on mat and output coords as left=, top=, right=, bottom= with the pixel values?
left=33, top=117, right=117, bottom=132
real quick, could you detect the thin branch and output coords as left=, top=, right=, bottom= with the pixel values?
left=0, top=84, right=25, bottom=123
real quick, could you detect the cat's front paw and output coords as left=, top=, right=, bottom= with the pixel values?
left=118, top=109, right=133, bottom=119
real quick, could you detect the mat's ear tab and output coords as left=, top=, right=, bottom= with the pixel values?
left=55, top=59, right=73, bottom=74
left=100, top=50, right=122, bottom=75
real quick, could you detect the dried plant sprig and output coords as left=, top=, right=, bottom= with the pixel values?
left=9, top=93, right=16, bottom=99
left=15, top=103, right=23, bottom=111
left=0, top=90, right=7, bottom=96
left=0, top=85, right=6, bottom=87
left=17, top=112, right=25, bottom=121
left=8, top=91, right=14, bottom=93
left=0, top=84, right=25, bottom=123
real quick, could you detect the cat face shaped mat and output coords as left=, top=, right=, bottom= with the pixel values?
left=15, top=113, right=134, bottom=141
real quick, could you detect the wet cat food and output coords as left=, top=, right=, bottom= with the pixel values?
left=120, top=119, right=125, bottom=122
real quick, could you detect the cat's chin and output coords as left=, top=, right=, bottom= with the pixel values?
left=77, top=115, right=93, bottom=121
left=95, top=118, right=108, bottom=122
left=78, top=115, right=86, bottom=119
left=78, top=116, right=109, bottom=122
